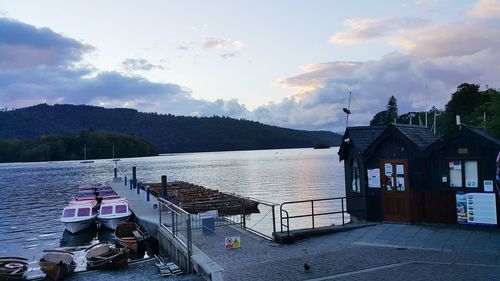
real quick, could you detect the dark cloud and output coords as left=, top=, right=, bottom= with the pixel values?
left=121, top=58, right=164, bottom=71
left=0, top=17, right=92, bottom=69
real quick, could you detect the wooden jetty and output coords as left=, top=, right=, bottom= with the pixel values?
left=138, top=181, right=259, bottom=216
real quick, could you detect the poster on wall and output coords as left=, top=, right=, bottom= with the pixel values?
left=368, top=169, right=380, bottom=188
left=456, top=192, right=497, bottom=226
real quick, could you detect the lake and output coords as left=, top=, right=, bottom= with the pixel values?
left=0, top=147, right=345, bottom=263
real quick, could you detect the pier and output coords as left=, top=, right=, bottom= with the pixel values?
left=108, top=171, right=500, bottom=281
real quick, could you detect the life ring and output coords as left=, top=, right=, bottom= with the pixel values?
left=4, top=262, right=25, bottom=269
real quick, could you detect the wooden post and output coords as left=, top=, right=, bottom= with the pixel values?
left=161, top=175, right=167, bottom=199
left=132, top=166, right=137, bottom=192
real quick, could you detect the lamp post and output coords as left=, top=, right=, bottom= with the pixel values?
left=343, top=91, right=352, bottom=128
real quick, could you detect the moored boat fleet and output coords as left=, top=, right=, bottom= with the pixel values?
left=61, top=184, right=132, bottom=233
left=0, top=183, right=154, bottom=281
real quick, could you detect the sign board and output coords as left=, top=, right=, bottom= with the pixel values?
left=367, top=169, right=380, bottom=188
left=199, top=210, right=218, bottom=219
left=456, top=192, right=497, bottom=226
left=225, top=236, right=240, bottom=249
left=484, top=180, right=494, bottom=192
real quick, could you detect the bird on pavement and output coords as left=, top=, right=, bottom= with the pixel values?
left=304, top=263, right=310, bottom=272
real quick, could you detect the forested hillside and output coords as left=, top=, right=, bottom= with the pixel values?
left=0, top=104, right=341, bottom=153
left=0, top=131, right=158, bottom=162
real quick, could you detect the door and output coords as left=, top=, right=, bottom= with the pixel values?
left=381, top=160, right=412, bottom=222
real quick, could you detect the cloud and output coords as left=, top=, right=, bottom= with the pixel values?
left=177, top=45, right=189, bottom=51
left=0, top=18, right=247, bottom=118
left=220, top=52, right=239, bottom=59
left=121, top=58, right=164, bottom=71
left=266, top=5, right=500, bottom=131
left=0, top=17, right=93, bottom=70
left=203, top=38, right=243, bottom=49
left=330, top=17, right=429, bottom=45
left=469, top=0, right=500, bottom=18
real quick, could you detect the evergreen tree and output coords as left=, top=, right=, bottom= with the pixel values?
left=370, top=96, right=398, bottom=125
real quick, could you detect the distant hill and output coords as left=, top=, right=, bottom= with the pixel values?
left=0, top=104, right=341, bottom=153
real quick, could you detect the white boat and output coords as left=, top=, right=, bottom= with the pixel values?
left=98, top=198, right=132, bottom=230
left=61, top=200, right=98, bottom=234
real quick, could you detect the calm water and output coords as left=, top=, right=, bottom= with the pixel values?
left=0, top=147, right=345, bottom=263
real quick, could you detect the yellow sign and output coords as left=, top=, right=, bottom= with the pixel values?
left=225, top=236, right=240, bottom=249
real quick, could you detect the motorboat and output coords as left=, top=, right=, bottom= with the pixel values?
left=0, top=257, right=28, bottom=280
left=97, top=198, right=132, bottom=230
left=85, top=242, right=128, bottom=270
left=96, top=190, right=120, bottom=201
left=61, top=200, right=98, bottom=234
left=75, top=190, right=96, bottom=201
left=114, top=222, right=150, bottom=255
left=39, top=250, right=76, bottom=281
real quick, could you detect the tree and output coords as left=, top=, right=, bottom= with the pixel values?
left=370, top=96, right=398, bottom=125
left=438, top=83, right=491, bottom=133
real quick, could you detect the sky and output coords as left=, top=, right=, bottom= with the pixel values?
left=0, top=0, right=499, bottom=132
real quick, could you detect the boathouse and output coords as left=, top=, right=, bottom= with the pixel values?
left=339, top=124, right=500, bottom=226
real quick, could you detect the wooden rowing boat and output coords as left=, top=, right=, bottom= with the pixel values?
left=0, top=257, right=28, bottom=281
left=114, top=222, right=150, bottom=255
left=85, top=242, right=128, bottom=270
left=39, top=250, right=76, bottom=281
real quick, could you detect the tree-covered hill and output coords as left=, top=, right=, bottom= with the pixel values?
left=0, top=131, right=158, bottom=163
left=0, top=104, right=341, bottom=153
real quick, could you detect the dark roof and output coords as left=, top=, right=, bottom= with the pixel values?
left=393, top=124, right=439, bottom=150
left=338, top=126, right=386, bottom=160
left=361, top=124, right=439, bottom=159
left=348, top=126, right=387, bottom=152
left=465, top=126, right=500, bottom=146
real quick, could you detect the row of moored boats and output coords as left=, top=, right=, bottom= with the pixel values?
left=61, top=184, right=132, bottom=233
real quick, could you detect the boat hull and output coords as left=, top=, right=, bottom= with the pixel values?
left=0, top=257, right=28, bottom=281
left=63, top=218, right=95, bottom=234
left=39, top=261, right=76, bottom=281
left=114, top=223, right=150, bottom=256
left=86, top=243, right=128, bottom=270
left=98, top=215, right=131, bottom=230
left=39, top=251, right=76, bottom=281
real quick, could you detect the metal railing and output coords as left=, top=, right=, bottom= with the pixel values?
left=280, top=196, right=366, bottom=238
left=184, top=194, right=278, bottom=241
left=158, top=197, right=192, bottom=272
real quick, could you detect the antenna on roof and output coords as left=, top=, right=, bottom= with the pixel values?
left=343, top=91, right=352, bottom=128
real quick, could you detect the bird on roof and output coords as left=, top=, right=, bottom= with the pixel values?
left=304, top=263, right=310, bottom=272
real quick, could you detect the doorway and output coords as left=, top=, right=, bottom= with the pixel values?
left=381, top=160, right=412, bottom=222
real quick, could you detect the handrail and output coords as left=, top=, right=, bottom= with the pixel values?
left=279, top=195, right=366, bottom=240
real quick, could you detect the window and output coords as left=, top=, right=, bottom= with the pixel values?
left=449, top=160, right=478, bottom=188
left=77, top=208, right=91, bottom=217
left=101, top=206, right=113, bottom=215
left=63, top=208, right=76, bottom=218
left=115, top=205, right=127, bottom=214
left=351, top=159, right=361, bottom=192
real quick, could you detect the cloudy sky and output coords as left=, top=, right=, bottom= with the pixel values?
left=1, top=0, right=499, bottom=132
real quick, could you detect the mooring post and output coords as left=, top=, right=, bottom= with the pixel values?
left=129, top=179, right=133, bottom=190
left=161, top=175, right=167, bottom=199
left=241, top=198, right=246, bottom=229
left=146, top=187, right=150, bottom=201
left=124, top=176, right=127, bottom=186
left=114, top=167, right=117, bottom=178
left=132, top=166, right=137, bottom=193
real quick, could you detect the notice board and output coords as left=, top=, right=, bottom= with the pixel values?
left=456, top=192, right=497, bottom=226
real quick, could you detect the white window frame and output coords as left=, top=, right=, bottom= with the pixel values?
left=351, top=159, right=361, bottom=193
left=449, top=160, right=479, bottom=188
